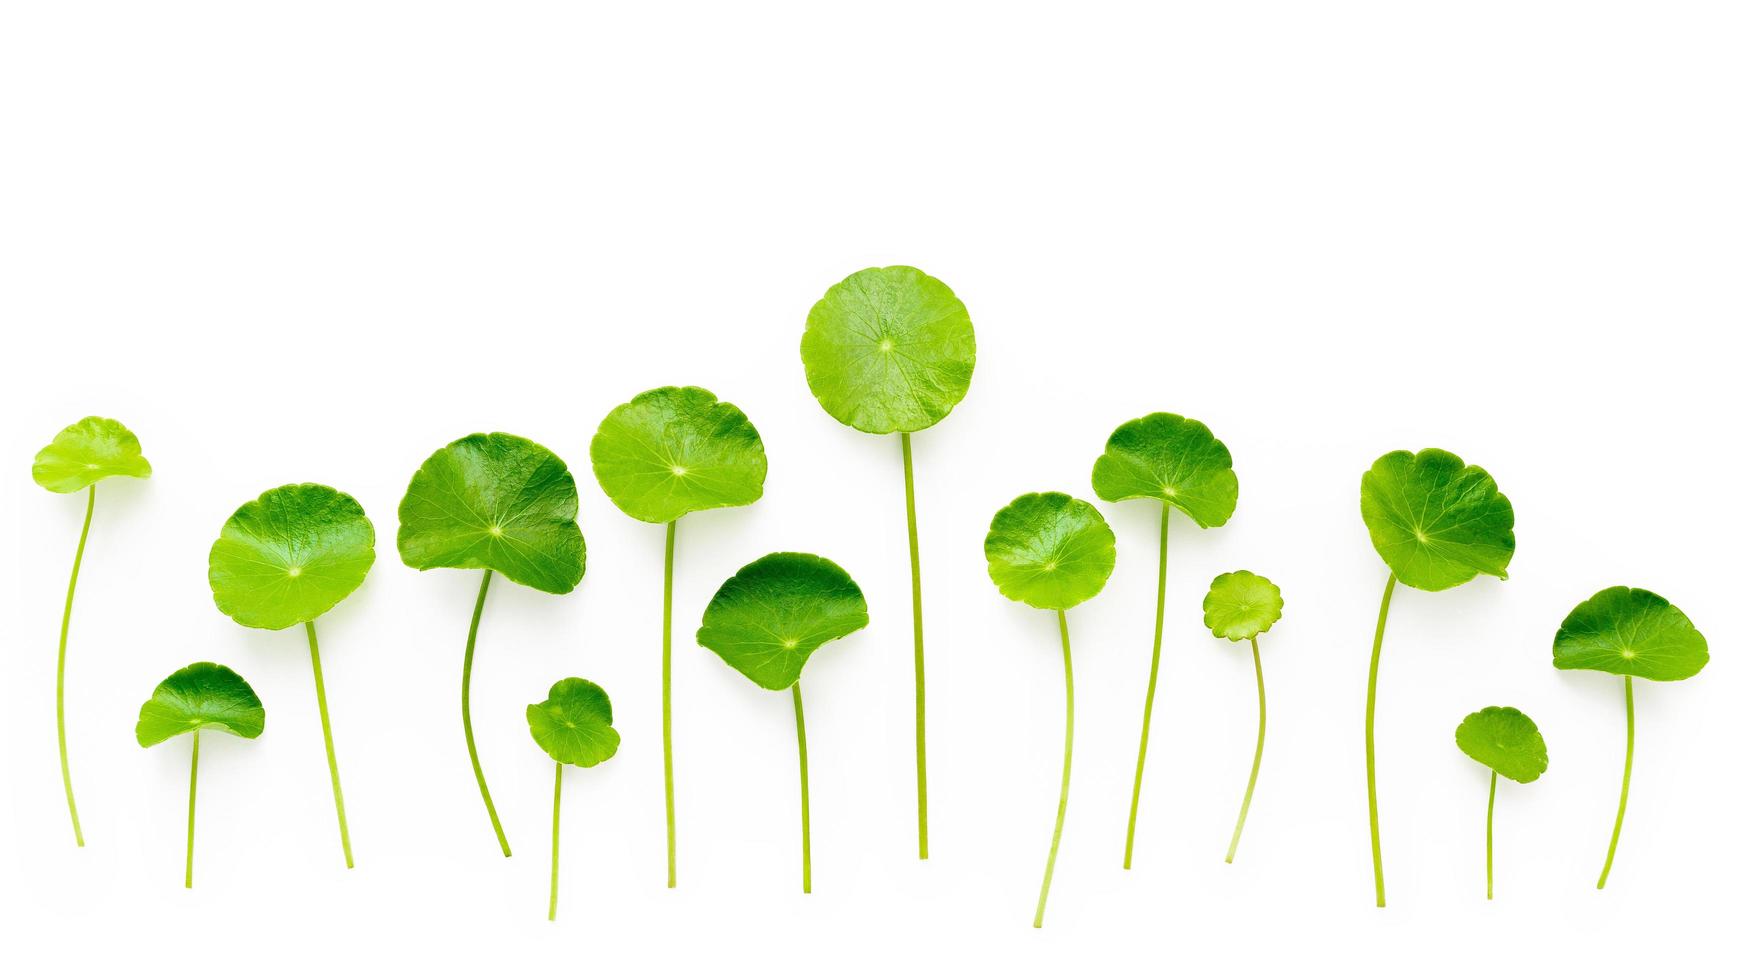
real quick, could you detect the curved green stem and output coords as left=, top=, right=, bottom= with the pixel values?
left=57, top=484, right=95, bottom=847
left=1365, top=572, right=1397, bottom=908
left=1486, top=769, right=1496, bottom=900
left=1123, top=506, right=1169, bottom=869
left=663, top=519, right=678, bottom=887
left=1034, top=611, right=1075, bottom=929
left=900, top=432, right=929, bottom=860
left=185, top=730, right=200, bottom=889
left=1597, top=675, right=1634, bottom=889
left=461, top=569, right=510, bottom=856
left=792, top=683, right=812, bottom=894
left=305, top=620, right=353, bottom=868
left=1225, top=637, right=1266, bottom=863
left=549, top=761, right=563, bottom=920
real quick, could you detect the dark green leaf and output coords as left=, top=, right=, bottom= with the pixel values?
left=1553, top=586, right=1709, bottom=681
left=136, top=662, right=265, bottom=747
left=1091, top=412, right=1237, bottom=528
left=696, top=552, right=869, bottom=690
left=1360, top=448, right=1515, bottom=591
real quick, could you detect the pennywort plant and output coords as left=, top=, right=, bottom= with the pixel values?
left=1092, top=412, right=1237, bottom=869
left=984, top=492, right=1116, bottom=928
left=1453, top=706, right=1547, bottom=899
left=1201, top=570, right=1282, bottom=864
left=1553, top=586, right=1708, bottom=889
left=801, top=265, right=975, bottom=859
left=135, top=662, right=265, bottom=888
left=696, top=552, right=869, bottom=893
left=590, top=385, right=766, bottom=888
left=208, top=483, right=374, bottom=867
left=1359, top=448, right=1514, bottom=907
left=398, top=432, right=586, bottom=856
left=33, top=415, right=152, bottom=846
left=527, top=678, right=620, bottom=921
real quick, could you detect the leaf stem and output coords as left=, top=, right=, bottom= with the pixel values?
left=1123, top=505, right=1169, bottom=869
left=305, top=620, right=353, bottom=868
left=1365, top=572, right=1397, bottom=908
left=1225, top=636, right=1266, bottom=863
left=461, top=569, right=510, bottom=856
left=185, top=730, right=200, bottom=889
left=900, top=432, right=928, bottom=860
left=792, top=682, right=812, bottom=894
left=57, top=484, right=95, bottom=847
left=1486, top=769, right=1496, bottom=900
left=1597, top=675, right=1634, bottom=889
left=663, top=519, right=678, bottom=888
left=1035, top=611, right=1075, bottom=928
left=549, top=761, right=563, bottom=920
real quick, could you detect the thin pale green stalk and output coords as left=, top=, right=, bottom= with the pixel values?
left=1486, top=769, right=1496, bottom=900
left=1365, top=572, right=1397, bottom=908
left=663, top=519, right=678, bottom=887
left=1597, top=675, right=1634, bottom=889
left=900, top=432, right=929, bottom=860
left=549, top=761, right=563, bottom=920
left=57, top=484, right=95, bottom=847
left=1034, top=611, right=1075, bottom=929
left=305, top=620, right=353, bottom=868
left=1225, top=636, right=1267, bottom=863
left=792, top=682, right=812, bottom=894
left=1123, top=506, right=1169, bottom=869
left=185, top=730, right=200, bottom=889
left=461, top=569, right=511, bottom=856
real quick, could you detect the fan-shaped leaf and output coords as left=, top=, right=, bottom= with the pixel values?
left=1203, top=570, right=1283, bottom=641
left=984, top=492, right=1116, bottom=611
left=1553, top=586, right=1708, bottom=681
left=1360, top=449, right=1514, bottom=591
left=1091, top=413, right=1237, bottom=528
left=33, top=416, right=152, bottom=493
left=589, top=386, right=767, bottom=524
left=527, top=678, right=620, bottom=767
left=136, top=663, right=265, bottom=747
left=1455, top=706, right=1548, bottom=784
left=696, top=553, right=869, bottom=690
left=208, top=483, right=375, bottom=630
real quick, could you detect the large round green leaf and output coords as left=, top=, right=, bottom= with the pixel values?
left=1552, top=586, right=1709, bottom=681
left=696, top=552, right=869, bottom=691
left=800, top=265, right=977, bottom=434
left=32, top=416, right=152, bottom=493
left=1360, top=448, right=1515, bottom=591
left=1202, top=570, right=1283, bottom=641
left=397, top=432, right=586, bottom=594
left=1091, top=412, right=1238, bottom=527
left=136, top=662, right=265, bottom=747
left=1454, top=706, right=1548, bottom=784
left=527, top=677, right=620, bottom=768
left=589, top=386, right=768, bottom=525
left=208, top=483, right=375, bottom=630
left=984, top=492, right=1116, bottom=611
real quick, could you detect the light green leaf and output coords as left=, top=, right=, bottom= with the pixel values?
left=1360, top=448, right=1515, bottom=591
left=984, top=492, right=1116, bottom=611
left=589, top=386, right=767, bottom=525
left=397, top=432, right=585, bottom=594
left=1202, top=570, right=1283, bottom=641
left=136, top=662, right=265, bottom=747
left=696, top=552, right=869, bottom=690
left=33, top=416, right=152, bottom=493
left=208, top=483, right=375, bottom=630
left=527, top=678, right=621, bottom=767
left=1455, top=706, right=1548, bottom=784
left=1553, top=586, right=1709, bottom=681
left=1091, top=412, right=1238, bottom=527
left=800, top=265, right=977, bottom=434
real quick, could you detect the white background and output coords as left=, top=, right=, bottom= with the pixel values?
left=2, top=3, right=1738, bottom=977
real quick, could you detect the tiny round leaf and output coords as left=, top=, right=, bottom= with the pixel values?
left=1552, top=586, right=1709, bottom=681
left=527, top=677, right=621, bottom=767
left=1091, top=412, right=1238, bottom=528
left=33, top=416, right=152, bottom=493
left=1202, top=570, right=1283, bottom=641
left=1454, top=706, right=1548, bottom=784
left=984, top=492, right=1117, bottom=611
left=696, top=552, right=870, bottom=690
left=589, top=386, right=768, bottom=524
left=136, top=662, right=265, bottom=747
left=208, top=483, right=375, bottom=630
left=1360, top=448, right=1515, bottom=591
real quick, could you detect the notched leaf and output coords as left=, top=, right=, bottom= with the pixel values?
left=527, top=678, right=620, bottom=767
left=33, top=416, right=152, bottom=493
left=208, top=483, right=375, bottom=630
left=1553, top=586, right=1708, bottom=682
left=1091, top=412, right=1237, bottom=528
left=1455, top=705, right=1548, bottom=784
left=1203, top=570, right=1283, bottom=641
left=1360, top=448, right=1514, bottom=591
left=136, top=662, right=266, bottom=747
left=984, top=492, right=1117, bottom=611
left=696, top=552, right=869, bottom=690
left=590, top=386, right=767, bottom=525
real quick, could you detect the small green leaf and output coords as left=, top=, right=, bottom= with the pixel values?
left=1360, top=448, right=1515, bottom=591
left=136, top=663, right=265, bottom=747
left=1202, top=570, right=1283, bottom=641
left=589, top=386, right=768, bottom=524
left=33, top=416, right=152, bottom=493
left=1553, top=586, right=1709, bottom=681
left=208, top=483, right=375, bottom=630
left=527, top=678, right=621, bottom=767
left=397, top=432, right=586, bottom=594
left=1091, top=412, right=1238, bottom=527
left=696, top=552, right=870, bottom=690
left=1455, top=706, right=1548, bottom=784
left=984, top=492, right=1117, bottom=611
left=800, top=265, right=977, bottom=434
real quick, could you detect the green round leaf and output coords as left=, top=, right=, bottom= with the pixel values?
left=589, top=386, right=768, bottom=524
left=800, top=265, right=977, bottom=434
left=527, top=677, right=621, bottom=767
left=1552, top=586, right=1709, bottom=681
left=984, top=492, right=1117, bottom=611
left=33, top=416, right=152, bottom=493
left=136, top=662, right=265, bottom=748
left=397, top=432, right=586, bottom=594
left=1360, top=448, right=1515, bottom=592
left=1091, top=412, right=1238, bottom=527
left=1454, top=706, right=1548, bottom=784
left=1202, top=570, right=1283, bottom=641
left=696, top=552, right=870, bottom=690
left=208, top=483, right=375, bottom=630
